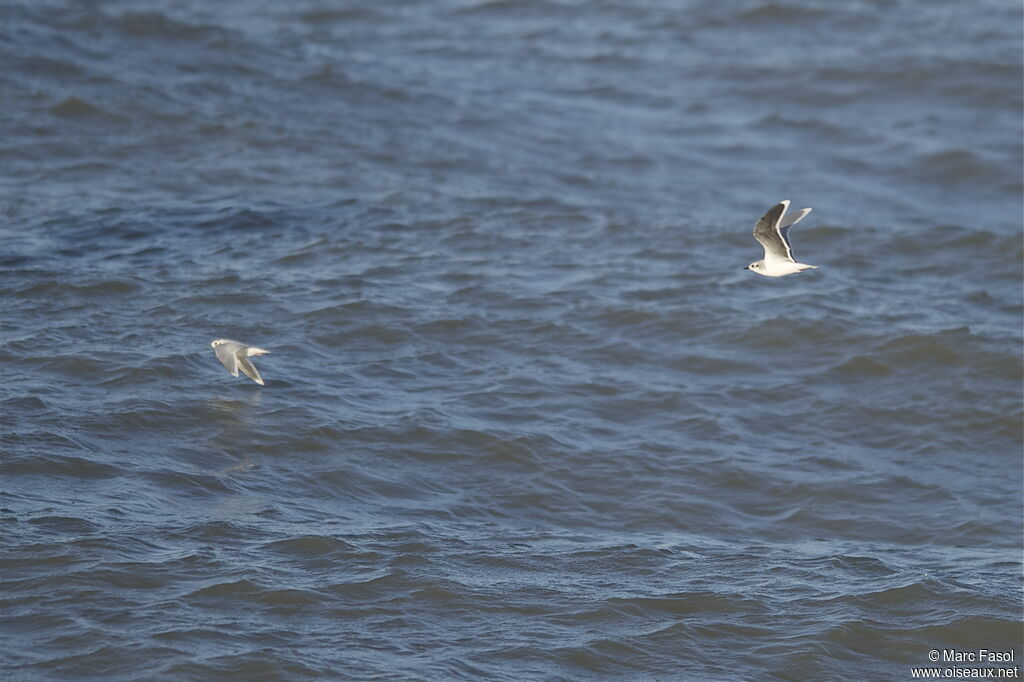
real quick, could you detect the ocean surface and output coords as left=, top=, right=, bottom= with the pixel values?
left=2, top=1, right=1022, bottom=679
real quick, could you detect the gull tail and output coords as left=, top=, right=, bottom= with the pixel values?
left=246, top=347, right=271, bottom=356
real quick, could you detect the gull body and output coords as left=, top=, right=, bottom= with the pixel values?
left=210, top=338, right=270, bottom=385
left=745, top=200, right=817, bottom=277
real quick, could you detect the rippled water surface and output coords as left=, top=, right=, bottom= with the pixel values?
left=2, top=1, right=1022, bottom=679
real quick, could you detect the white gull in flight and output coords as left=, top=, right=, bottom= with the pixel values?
left=211, top=339, right=271, bottom=385
left=745, top=200, right=817, bottom=277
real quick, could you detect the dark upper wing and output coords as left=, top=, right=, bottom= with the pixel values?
left=752, top=201, right=793, bottom=262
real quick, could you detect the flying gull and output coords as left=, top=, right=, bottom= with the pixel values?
left=745, top=200, right=817, bottom=277
left=211, top=338, right=271, bottom=385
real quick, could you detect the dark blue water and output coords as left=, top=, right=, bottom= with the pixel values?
left=2, top=1, right=1022, bottom=679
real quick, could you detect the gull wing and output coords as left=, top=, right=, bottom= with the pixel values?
left=752, top=201, right=794, bottom=263
left=778, top=206, right=811, bottom=255
left=214, top=342, right=241, bottom=377
left=235, top=348, right=265, bottom=385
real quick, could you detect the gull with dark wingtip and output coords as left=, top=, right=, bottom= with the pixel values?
left=745, top=200, right=818, bottom=277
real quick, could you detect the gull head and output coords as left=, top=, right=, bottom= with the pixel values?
left=745, top=261, right=764, bottom=273
left=210, top=338, right=230, bottom=349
